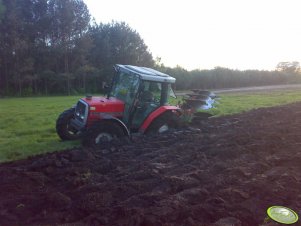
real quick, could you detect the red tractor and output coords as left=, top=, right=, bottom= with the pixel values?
left=56, top=64, right=181, bottom=146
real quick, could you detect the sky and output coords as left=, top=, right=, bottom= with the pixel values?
left=84, top=0, right=301, bottom=71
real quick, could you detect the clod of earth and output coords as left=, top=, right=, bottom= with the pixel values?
left=1, top=102, right=301, bottom=226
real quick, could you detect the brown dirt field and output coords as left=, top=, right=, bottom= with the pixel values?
left=1, top=102, right=301, bottom=226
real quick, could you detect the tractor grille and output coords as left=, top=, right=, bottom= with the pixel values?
left=75, top=100, right=88, bottom=123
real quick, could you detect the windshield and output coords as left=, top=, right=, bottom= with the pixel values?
left=110, top=72, right=140, bottom=102
left=110, top=71, right=140, bottom=124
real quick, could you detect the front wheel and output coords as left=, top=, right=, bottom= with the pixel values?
left=82, top=121, right=125, bottom=147
left=56, top=107, right=81, bottom=140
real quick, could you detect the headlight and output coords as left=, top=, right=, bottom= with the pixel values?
left=75, top=101, right=88, bottom=123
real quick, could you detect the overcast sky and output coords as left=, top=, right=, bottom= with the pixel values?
left=84, top=0, right=301, bottom=71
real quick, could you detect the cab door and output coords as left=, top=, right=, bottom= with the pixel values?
left=130, top=80, right=162, bottom=129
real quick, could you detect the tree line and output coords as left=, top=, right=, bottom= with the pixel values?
left=0, top=0, right=300, bottom=96
left=0, top=0, right=153, bottom=96
left=157, top=62, right=301, bottom=90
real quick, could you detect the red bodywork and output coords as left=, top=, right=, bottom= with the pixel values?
left=81, top=96, right=179, bottom=133
left=139, top=105, right=180, bottom=133
left=82, top=96, right=125, bottom=127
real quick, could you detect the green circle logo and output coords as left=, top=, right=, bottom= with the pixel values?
left=267, top=206, right=299, bottom=224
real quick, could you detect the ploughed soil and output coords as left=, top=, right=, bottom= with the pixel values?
left=1, top=103, right=301, bottom=226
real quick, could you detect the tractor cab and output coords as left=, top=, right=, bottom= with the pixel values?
left=56, top=64, right=180, bottom=147
left=109, top=65, right=177, bottom=131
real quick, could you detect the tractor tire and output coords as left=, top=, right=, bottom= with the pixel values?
left=82, top=121, right=125, bottom=148
left=145, top=111, right=180, bottom=135
left=56, top=107, right=81, bottom=141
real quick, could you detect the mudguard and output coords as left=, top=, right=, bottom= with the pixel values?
left=139, top=106, right=180, bottom=133
left=99, top=113, right=130, bottom=137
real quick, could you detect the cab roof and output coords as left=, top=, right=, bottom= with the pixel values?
left=116, top=64, right=176, bottom=83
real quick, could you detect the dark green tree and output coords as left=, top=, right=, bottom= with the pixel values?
left=88, top=21, right=154, bottom=85
left=47, top=0, right=90, bottom=94
left=0, top=0, right=35, bottom=95
left=0, top=0, right=5, bottom=21
left=0, top=0, right=91, bottom=96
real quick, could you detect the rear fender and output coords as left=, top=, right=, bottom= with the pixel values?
left=99, top=113, right=130, bottom=137
left=139, top=106, right=180, bottom=133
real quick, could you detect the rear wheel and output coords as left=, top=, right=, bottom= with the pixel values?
left=56, top=108, right=81, bottom=140
left=145, top=112, right=180, bottom=135
left=82, top=121, right=125, bottom=147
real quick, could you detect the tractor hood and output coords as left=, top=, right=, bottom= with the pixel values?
left=81, top=96, right=125, bottom=117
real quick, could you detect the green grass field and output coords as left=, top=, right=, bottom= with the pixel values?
left=0, top=96, right=82, bottom=162
left=2, top=90, right=301, bottom=162
left=207, top=90, right=301, bottom=116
